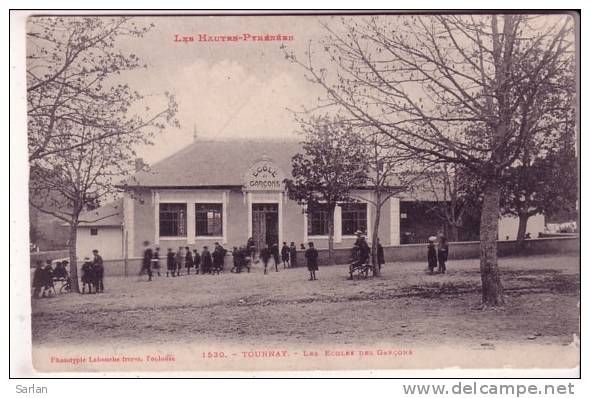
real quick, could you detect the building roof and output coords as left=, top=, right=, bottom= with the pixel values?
left=125, top=139, right=301, bottom=188
left=77, top=198, right=123, bottom=227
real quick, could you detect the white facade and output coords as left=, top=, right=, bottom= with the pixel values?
left=76, top=225, right=124, bottom=260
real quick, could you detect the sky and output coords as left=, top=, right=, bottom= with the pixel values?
left=113, top=15, right=340, bottom=165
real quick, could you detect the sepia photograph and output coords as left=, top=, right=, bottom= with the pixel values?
left=14, top=10, right=580, bottom=375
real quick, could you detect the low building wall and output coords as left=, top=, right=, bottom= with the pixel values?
left=29, top=250, right=69, bottom=267
left=59, top=236, right=578, bottom=277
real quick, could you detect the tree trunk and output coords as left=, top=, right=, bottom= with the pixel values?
left=479, top=181, right=504, bottom=307
left=327, top=210, right=335, bottom=266
left=371, top=203, right=381, bottom=276
left=516, top=213, right=529, bottom=241
left=68, top=223, right=80, bottom=293
left=449, top=223, right=459, bottom=242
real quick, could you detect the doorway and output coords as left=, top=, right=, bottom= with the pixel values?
left=252, top=203, right=279, bottom=250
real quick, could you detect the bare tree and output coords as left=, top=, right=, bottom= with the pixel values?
left=354, top=132, right=423, bottom=276
left=285, top=14, right=575, bottom=307
left=27, top=16, right=177, bottom=162
left=27, top=16, right=178, bottom=291
left=29, top=125, right=150, bottom=292
left=285, top=115, right=369, bottom=265
left=409, top=163, right=483, bottom=242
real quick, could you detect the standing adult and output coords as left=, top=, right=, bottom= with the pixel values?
left=437, top=234, right=449, bottom=274
left=305, top=242, right=319, bottom=281
left=92, top=249, right=105, bottom=291
left=141, top=242, right=153, bottom=282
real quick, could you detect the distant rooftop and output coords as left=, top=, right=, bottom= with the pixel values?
left=125, top=139, right=300, bottom=188
left=77, top=198, right=123, bottom=227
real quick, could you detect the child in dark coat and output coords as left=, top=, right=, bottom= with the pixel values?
left=260, top=245, right=271, bottom=275
left=427, top=237, right=438, bottom=275
left=305, top=242, right=319, bottom=281
left=437, top=235, right=449, bottom=274
left=193, top=249, right=201, bottom=275
left=166, top=248, right=175, bottom=277
left=81, top=257, right=95, bottom=294
left=289, top=242, right=297, bottom=267
left=185, top=247, right=194, bottom=275
left=281, top=242, right=290, bottom=268
left=201, top=246, right=212, bottom=274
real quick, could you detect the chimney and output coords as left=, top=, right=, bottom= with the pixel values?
left=193, top=123, right=198, bottom=142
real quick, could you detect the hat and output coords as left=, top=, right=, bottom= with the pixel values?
left=355, top=230, right=363, bottom=235
left=428, top=236, right=437, bottom=242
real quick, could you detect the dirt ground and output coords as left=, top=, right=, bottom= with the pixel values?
left=31, top=254, right=579, bottom=354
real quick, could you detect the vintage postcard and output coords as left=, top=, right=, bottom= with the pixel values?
left=13, top=10, right=580, bottom=376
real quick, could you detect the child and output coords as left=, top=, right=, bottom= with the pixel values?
left=212, top=242, right=226, bottom=274
left=427, top=236, right=438, bottom=275
left=193, top=249, right=201, bottom=275
left=240, top=246, right=251, bottom=273
left=152, top=247, right=161, bottom=277
left=305, top=242, right=318, bottom=281
left=281, top=242, right=290, bottom=268
left=437, top=235, right=449, bottom=274
left=81, top=257, right=95, bottom=294
left=289, top=242, right=297, bottom=268
left=175, top=247, right=184, bottom=276
left=271, top=243, right=280, bottom=272
left=231, top=246, right=240, bottom=273
left=201, top=246, right=212, bottom=274
left=166, top=248, right=175, bottom=277
left=185, top=246, right=194, bottom=275
left=260, top=244, right=271, bottom=275
left=32, top=260, right=44, bottom=298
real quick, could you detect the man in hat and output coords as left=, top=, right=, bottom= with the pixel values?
left=92, top=249, right=104, bottom=292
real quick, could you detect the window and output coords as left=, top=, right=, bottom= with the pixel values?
left=341, top=203, right=367, bottom=235
left=307, top=205, right=330, bottom=236
left=159, top=203, right=187, bottom=237
left=196, top=203, right=223, bottom=236
left=90, top=228, right=98, bottom=236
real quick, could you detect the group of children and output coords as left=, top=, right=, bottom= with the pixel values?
left=138, top=238, right=321, bottom=281
left=426, top=234, right=449, bottom=274
left=258, top=241, right=300, bottom=274
left=80, top=249, right=105, bottom=293
left=32, top=259, right=69, bottom=298
left=140, top=241, right=229, bottom=281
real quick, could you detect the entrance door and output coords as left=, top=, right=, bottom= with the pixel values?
left=252, top=203, right=279, bottom=249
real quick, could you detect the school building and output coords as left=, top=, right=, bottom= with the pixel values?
left=74, top=139, right=544, bottom=260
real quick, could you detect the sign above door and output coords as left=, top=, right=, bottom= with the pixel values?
left=243, top=156, right=286, bottom=192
